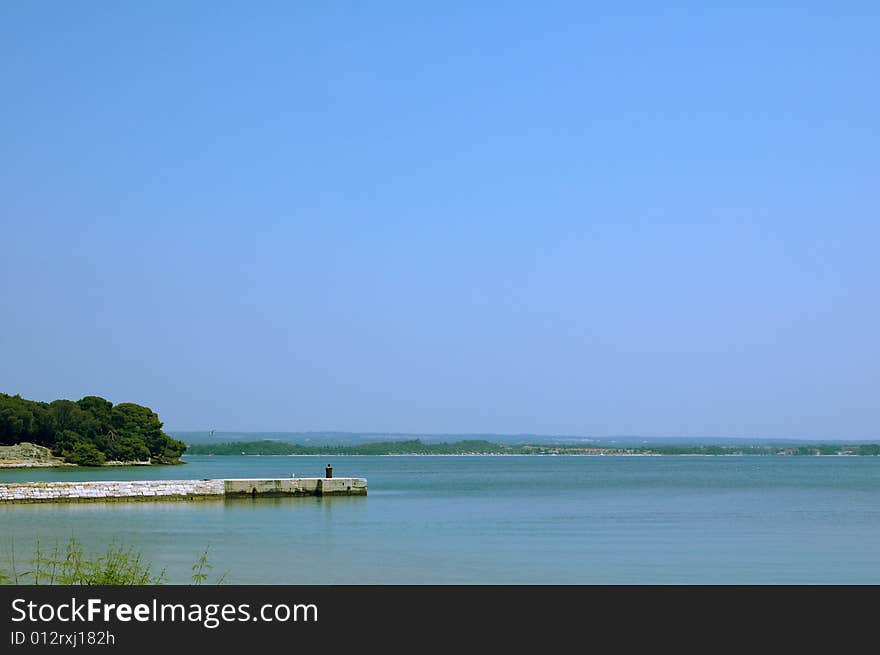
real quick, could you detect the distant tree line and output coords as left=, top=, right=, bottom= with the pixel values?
left=186, top=439, right=880, bottom=457
left=186, top=439, right=507, bottom=456
left=0, top=393, right=186, bottom=466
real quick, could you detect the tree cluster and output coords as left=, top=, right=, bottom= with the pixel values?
left=0, top=393, right=186, bottom=466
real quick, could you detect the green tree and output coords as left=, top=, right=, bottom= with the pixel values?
left=111, top=402, right=184, bottom=462
left=1, top=393, right=186, bottom=465
left=105, top=436, right=151, bottom=463
left=49, top=399, right=88, bottom=434
left=0, top=394, right=33, bottom=445
left=63, top=441, right=106, bottom=466
left=76, top=396, right=113, bottom=437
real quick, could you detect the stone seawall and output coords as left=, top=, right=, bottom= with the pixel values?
left=0, top=478, right=366, bottom=504
left=223, top=478, right=367, bottom=497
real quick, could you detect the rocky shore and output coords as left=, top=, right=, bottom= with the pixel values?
left=0, top=442, right=72, bottom=468
left=0, top=442, right=155, bottom=468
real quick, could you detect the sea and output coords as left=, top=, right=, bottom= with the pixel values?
left=2, top=455, right=879, bottom=584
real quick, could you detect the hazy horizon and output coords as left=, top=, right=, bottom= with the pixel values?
left=167, top=429, right=875, bottom=445
left=2, top=4, right=878, bottom=440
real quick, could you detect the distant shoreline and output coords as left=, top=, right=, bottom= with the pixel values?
left=0, top=459, right=171, bottom=469
left=186, top=452, right=876, bottom=457
left=0, top=461, right=77, bottom=469
left=185, top=438, right=880, bottom=458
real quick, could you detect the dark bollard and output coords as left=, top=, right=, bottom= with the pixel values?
left=325, top=464, right=333, bottom=478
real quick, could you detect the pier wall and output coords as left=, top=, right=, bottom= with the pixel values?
left=0, top=478, right=366, bottom=504
left=222, top=478, right=366, bottom=496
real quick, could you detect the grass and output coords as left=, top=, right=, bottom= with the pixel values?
left=0, top=537, right=227, bottom=585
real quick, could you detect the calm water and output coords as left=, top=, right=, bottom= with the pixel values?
left=2, top=455, right=879, bottom=584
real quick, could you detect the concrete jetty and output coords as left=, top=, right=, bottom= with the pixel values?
left=0, top=477, right=367, bottom=504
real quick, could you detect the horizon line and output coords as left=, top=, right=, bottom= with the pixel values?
left=165, top=430, right=879, bottom=443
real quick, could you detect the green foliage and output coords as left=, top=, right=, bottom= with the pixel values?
left=0, top=392, right=186, bottom=465
left=2, top=538, right=165, bottom=585
left=190, top=547, right=227, bottom=585
left=106, top=437, right=151, bottom=463
left=187, top=438, right=880, bottom=457
left=0, top=394, right=55, bottom=446
left=62, top=441, right=106, bottom=467
left=0, top=538, right=227, bottom=586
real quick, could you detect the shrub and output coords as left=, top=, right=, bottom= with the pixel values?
left=1, top=538, right=226, bottom=585
left=62, top=441, right=106, bottom=466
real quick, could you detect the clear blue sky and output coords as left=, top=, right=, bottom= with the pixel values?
left=2, top=2, right=877, bottom=438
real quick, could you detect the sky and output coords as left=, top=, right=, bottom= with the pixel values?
left=1, top=2, right=878, bottom=439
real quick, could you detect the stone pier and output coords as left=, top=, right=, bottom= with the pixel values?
left=0, top=478, right=367, bottom=504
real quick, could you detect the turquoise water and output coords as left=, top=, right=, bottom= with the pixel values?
left=2, top=455, right=879, bottom=584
